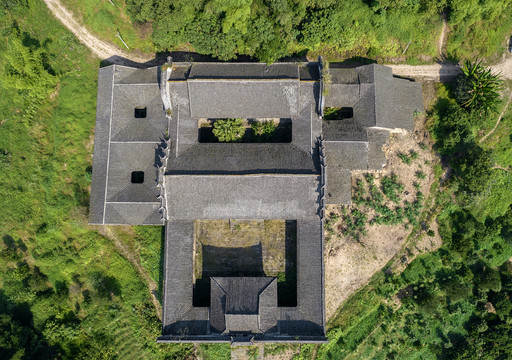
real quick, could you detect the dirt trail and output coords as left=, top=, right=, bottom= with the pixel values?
left=98, top=226, right=162, bottom=320
left=437, top=12, right=448, bottom=57
left=43, top=0, right=153, bottom=65
left=480, top=92, right=512, bottom=143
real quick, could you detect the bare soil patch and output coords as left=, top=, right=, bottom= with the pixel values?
left=324, top=117, right=440, bottom=320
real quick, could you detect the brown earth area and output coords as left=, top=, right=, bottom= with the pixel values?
left=323, top=86, right=443, bottom=320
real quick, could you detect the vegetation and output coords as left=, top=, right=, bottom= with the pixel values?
left=251, top=120, right=276, bottom=141
left=288, top=67, right=512, bottom=359
left=3, top=0, right=512, bottom=358
left=454, top=59, right=503, bottom=113
left=0, top=2, right=194, bottom=359
left=323, top=107, right=353, bottom=120
left=117, top=0, right=512, bottom=62
left=343, top=171, right=425, bottom=240
left=61, top=0, right=155, bottom=53
left=212, top=118, right=245, bottom=142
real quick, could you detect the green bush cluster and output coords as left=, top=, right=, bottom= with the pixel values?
left=302, top=68, right=512, bottom=360
left=125, top=0, right=512, bottom=62
left=251, top=120, right=276, bottom=141
left=398, top=150, right=419, bottom=165
left=381, top=174, right=405, bottom=203
left=350, top=172, right=424, bottom=232
left=343, top=209, right=367, bottom=241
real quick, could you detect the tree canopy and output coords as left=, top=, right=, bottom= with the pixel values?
left=124, top=0, right=512, bottom=62
left=454, top=60, right=503, bottom=113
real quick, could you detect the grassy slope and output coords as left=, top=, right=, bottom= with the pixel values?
left=0, top=1, right=191, bottom=358
left=48, top=1, right=512, bottom=64
left=60, top=0, right=155, bottom=53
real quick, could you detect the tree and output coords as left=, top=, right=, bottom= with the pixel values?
left=212, top=118, right=245, bottom=142
left=454, top=59, right=503, bottom=113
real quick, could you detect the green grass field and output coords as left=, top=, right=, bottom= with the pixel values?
left=0, top=1, right=192, bottom=358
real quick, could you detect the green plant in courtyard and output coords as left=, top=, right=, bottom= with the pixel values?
left=251, top=120, right=276, bottom=141
left=212, top=118, right=245, bottom=142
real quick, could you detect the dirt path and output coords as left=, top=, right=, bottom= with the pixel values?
left=480, top=92, right=512, bottom=143
left=43, top=0, right=152, bottom=65
left=98, top=226, right=162, bottom=320
left=437, top=12, right=448, bottom=57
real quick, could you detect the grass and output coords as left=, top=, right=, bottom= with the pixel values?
left=0, top=1, right=192, bottom=358
left=447, top=12, right=512, bottom=62
left=480, top=81, right=512, bottom=169
left=198, top=344, right=231, bottom=360
left=60, top=0, right=155, bottom=53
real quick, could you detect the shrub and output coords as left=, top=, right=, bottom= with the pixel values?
left=251, top=120, right=276, bottom=141
left=381, top=174, right=404, bottom=203
left=454, top=59, right=503, bottom=113
left=398, top=153, right=412, bottom=165
left=212, top=118, right=245, bottom=142
left=416, top=171, right=426, bottom=180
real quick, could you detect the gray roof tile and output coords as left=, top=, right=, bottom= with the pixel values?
left=165, top=174, right=321, bottom=220
left=189, top=63, right=299, bottom=80
left=188, top=80, right=300, bottom=118
left=90, top=61, right=422, bottom=342
left=167, top=143, right=317, bottom=175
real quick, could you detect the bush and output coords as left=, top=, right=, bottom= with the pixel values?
left=251, top=120, right=276, bottom=141
left=212, top=118, right=245, bottom=142
left=381, top=174, right=404, bottom=203
left=398, top=153, right=412, bottom=165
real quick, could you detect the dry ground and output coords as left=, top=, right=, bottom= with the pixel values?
left=194, top=220, right=292, bottom=280
left=324, top=113, right=442, bottom=320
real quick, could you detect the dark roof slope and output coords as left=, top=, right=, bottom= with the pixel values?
left=188, top=79, right=300, bottom=118
left=210, top=277, right=276, bottom=334
left=89, top=65, right=164, bottom=225
left=280, top=220, right=324, bottom=336
left=373, top=65, right=424, bottom=131
left=162, top=220, right=209, bottom=335
left=165, top=174, right=321, bottom=220
left=114, top=65, right=159, bottom=84
left=166, top=143, right=318, bottom=175
left=188, top=63, right=299, bottom=80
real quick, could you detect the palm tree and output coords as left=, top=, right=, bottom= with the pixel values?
left=455, top=59, right=503, bottom=113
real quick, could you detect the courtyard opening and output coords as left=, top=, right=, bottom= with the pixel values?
left=192, top=219, right=297, bottom=307
left=323, top=106, right=353, bottom=120
left=197, top=118, right=292, bottom=143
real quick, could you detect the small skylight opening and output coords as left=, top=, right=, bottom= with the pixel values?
left=134, top=107, right=147, bottom=118
left=131, top=171, right=144, bottom=183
